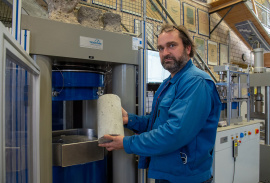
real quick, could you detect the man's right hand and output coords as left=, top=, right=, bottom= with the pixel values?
left=122, top=107, right=128, bottom=125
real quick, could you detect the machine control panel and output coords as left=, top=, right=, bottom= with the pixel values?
left=232, top=139, right=239, bottom=158
left=215, top=123, right=260, bottom=152
left=214, top=122, right=261, bottom=183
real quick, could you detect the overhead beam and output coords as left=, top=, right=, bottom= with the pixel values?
left=209, top=0, right=246, bottom=14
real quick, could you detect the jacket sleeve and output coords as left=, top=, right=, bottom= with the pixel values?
left=124, top=113, right=151, bottom=134
left=123, top=77, right=214, bottom=156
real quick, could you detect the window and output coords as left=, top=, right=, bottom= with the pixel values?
left=147, top=50, right=170, bottom=83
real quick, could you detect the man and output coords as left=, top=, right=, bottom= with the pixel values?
left=99, top=24, right=221, bottom=183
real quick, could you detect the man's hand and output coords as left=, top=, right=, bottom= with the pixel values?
left=122, top=107, right=128, bottom=125
left=98, top=135, right=124, bottom=151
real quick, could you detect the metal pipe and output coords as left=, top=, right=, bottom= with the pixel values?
left=193, top=57, right=204, bottom=70
left=142, top=0, right=146, bottom=116
left=148, top=0, right=169, bottom=24
left=196, top=52, right=218, bottom=83
left=247, top=74, right=250, bottom=121
left=154, top=0, right=177, bottom=25
left=194, top=53, right=205, bottom=70
left=138, top=1, right=147, bottom=182
left=265, top=86, right=270, bottom=145
left=238, top=75, right=241, bottom=118
left=219, top=73, right=223, bottom=82
left=147, top=40, right=157, bottom=51
left=210, top=5, right=235, bottom=35
left=123, top=32, right=139, bottom=37
left=121, top=23, right=130, bottom=32
left=228, top=30, right=231, bottom=64
left=255, top=86, right=264, bottom=113
left=250, top=87, right=255, bottom=114
left=79, top=1, right=112, bottom=12
left=227, top=70, right=232, bottom=126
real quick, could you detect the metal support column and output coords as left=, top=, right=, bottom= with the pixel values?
left=247, top=74, right=250, bottom=121
left=265, top=86, right=270, bottom=145
left=227, top=70, right=232, bottom=125
left=138, top=0, right=147, bottom=182
left=138, top=48, right=147, bottom=183
left=32, top=55, right=53, bottom=183
left=112, top=64, right=136, bottom=183
left=238, top=74, right=242, bottom=118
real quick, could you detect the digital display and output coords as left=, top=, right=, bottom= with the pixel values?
left=220, top=136, right=228, bottom=144
left=147, top=50, right=170, bottom=83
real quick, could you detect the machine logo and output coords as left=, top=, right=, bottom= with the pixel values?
left=89, top=39, right=102, bottom=45
left=80, top=36, right=103, bottom=50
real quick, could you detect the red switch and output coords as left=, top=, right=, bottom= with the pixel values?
left=248, top=131, right=252, bottom=135
left=255, top=129, right=260, bottom=134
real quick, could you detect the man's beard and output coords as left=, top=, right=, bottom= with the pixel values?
left=161, top=50, right=189, bottom=74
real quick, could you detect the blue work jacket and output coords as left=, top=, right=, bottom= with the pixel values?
left=123, top=60, right=221, bottom=183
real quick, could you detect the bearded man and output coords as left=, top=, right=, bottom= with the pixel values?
left=99, top=24, right=221, bottom=183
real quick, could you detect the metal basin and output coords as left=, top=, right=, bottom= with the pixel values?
left=52, top=129, right=104, bottom=167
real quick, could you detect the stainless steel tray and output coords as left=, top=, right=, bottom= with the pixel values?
left=52, top=129, right=104, bottom=167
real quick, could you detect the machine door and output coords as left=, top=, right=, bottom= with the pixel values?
left=0, top=23, right=40, bottom=183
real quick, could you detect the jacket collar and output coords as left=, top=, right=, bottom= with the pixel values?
left=168, top=59, right=193, bottom=84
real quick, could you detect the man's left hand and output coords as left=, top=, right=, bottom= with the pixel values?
left=98, top=135, right=124, bottom=151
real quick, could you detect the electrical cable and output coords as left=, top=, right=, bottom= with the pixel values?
left=232, top=157, right=236, bottom=183
left=52, top=66, right=64, bottom=97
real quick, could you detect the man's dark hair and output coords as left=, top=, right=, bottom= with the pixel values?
left=159, top=24, right=196, bottom=58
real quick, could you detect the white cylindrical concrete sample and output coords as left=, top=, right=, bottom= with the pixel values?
left=97, top=94, right=124, bottom=143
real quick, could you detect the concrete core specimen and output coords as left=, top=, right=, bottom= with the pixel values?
left=97, top=94, right=124, bottom=143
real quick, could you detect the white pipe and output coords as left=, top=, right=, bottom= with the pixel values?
left=12, top=0, right=22, bottom=42
left=20, top=30, right=30, bottom=53
left=254, top=48, right=264, bottom=73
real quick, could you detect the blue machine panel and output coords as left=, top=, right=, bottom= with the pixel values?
left=52, top=70, right=107, bottom=183
left=53, top=158, right=107, bottom=183
left=221, top=102, right=238, bottom=110
left=52, top=71, right=104, bottom=101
